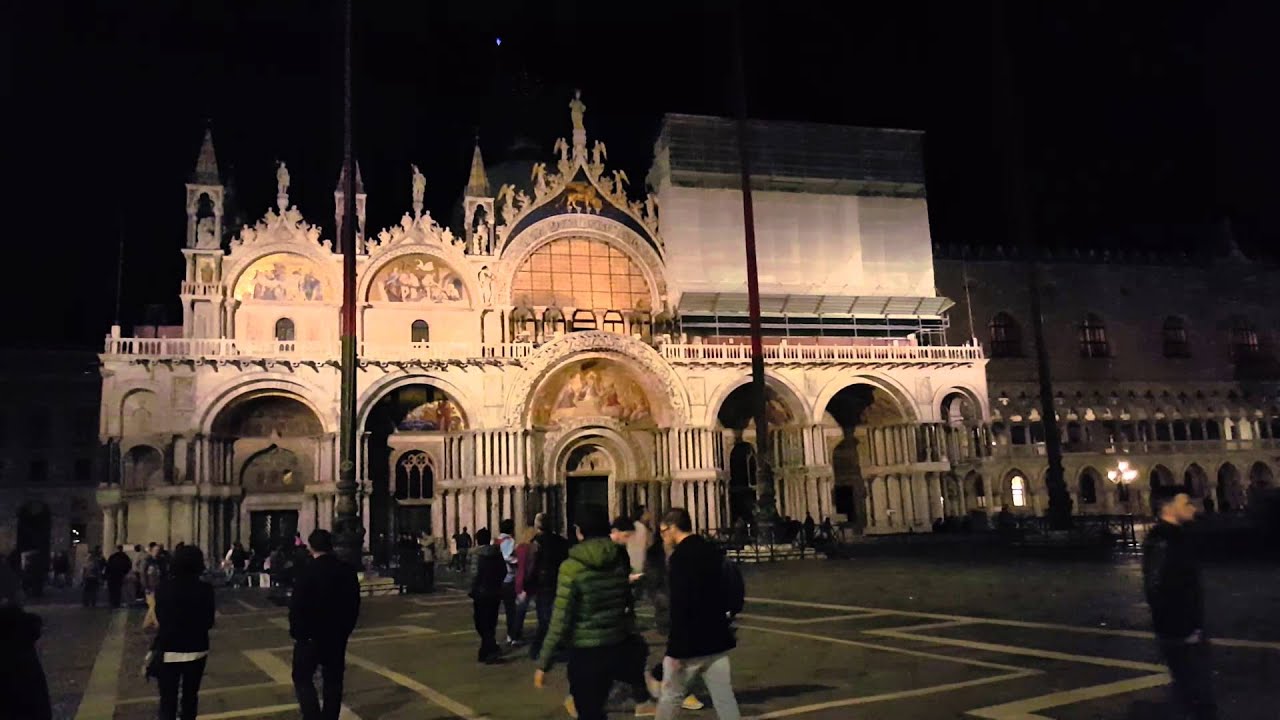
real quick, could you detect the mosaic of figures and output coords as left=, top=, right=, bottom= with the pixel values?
left=386, top=385, right=468, bottom=432
left=370, top=254, right=466, bottom=304
left=533, top=358, right=654, bottom=428
left=234, top=253, right=328, bottom=303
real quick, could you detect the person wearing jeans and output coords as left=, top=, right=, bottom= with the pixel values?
left=289, top=530, right=361, bottom=720
left=655, top=507, right=740, bottom=720
left=152, top=545, right=215, bottom=720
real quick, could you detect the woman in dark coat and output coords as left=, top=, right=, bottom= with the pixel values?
left=151, top=545, right=216, bottom=720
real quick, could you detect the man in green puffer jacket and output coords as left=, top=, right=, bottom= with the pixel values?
left=533, top=504, right=654, bottom=719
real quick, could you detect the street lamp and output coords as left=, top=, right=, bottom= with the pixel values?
left=1107, top=460, right=1139, bottom=546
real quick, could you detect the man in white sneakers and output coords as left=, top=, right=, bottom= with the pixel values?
left=655, top=508, right=740, bottom=720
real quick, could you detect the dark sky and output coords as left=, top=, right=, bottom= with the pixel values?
left=4, top=0, right=1276, bottom=349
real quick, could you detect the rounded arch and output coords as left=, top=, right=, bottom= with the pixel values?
left=1002, top=468, right=1031, bottom=509
left=504, top=332, right=689, bottom=427
left=541, top=422, right=641, bottom=488
left=227, top=250, right=336, bottom=305
left=359, top=248, right=475, bottom=308
left=1149, top=464, right=1176, bottom=490
left=212, top=395, right=323, bottom=438
left=120, top=388, right=159, bottom=437
left=1077, top=466, right=1101, bottom=505
left=495, top=215, right=666, bottom=311
left=122, top=444, right=164, bottom=490
left=812, top=374, right=918, bottom=425
left=710, top=374, right=811, bottom=430
left=356, top=372, right=480, bottom=434
left=935, top=385, right=989, bottom=425
left=1248, top=461, right=1275, bottom=488
left=198, top=376, right=334, bottom=435
left=239, top=444, right=305, bottom=491
left=1217, top=462, right=1244, bottom=510
left=1182, top=463, right=1209, bottom=499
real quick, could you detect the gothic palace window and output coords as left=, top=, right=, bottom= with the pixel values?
left=1078, top=314, right=1109, bottom=358
left=1162, top=316, right=1190, bottom=358
left=1229, top=317, right=1260, bottom=360
left=1010, top=475, right=1027, bottom=507
left=988, top=312, right=1022, bottom=358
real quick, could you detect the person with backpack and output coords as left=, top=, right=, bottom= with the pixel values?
left=469, top=528, right=507, bottom=663
left=527, top=512, right=569, bottom=661
left=655, top=507, right=741, bottom=720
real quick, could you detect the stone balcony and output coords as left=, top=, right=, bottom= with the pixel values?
left=102, top=336, right=983, bottom=367
left=658, top=342, right=984, bottom=365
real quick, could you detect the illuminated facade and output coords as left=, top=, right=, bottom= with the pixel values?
left=97, top=97, right=996, bottom=557
left=103, top=95, right=1280, bottom=560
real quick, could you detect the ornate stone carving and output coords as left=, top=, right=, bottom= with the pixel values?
left=503, top=331, right=689, bottom=427
left=411, top=164, right=426, bottom=217
left=228, top=205, right=331, bottom=256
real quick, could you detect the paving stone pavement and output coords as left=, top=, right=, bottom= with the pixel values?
left=27, top=555, right=1280, bottom=719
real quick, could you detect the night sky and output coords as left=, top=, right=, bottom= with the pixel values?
left=5, top=0, right=1276, bottom=350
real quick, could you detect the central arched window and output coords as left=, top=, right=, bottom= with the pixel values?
left=274, top=318, right=295, bottom=342
left=1010, top=475, right=1027, bottom=507
left=602, top=310, right=625, bottom=334
left=1162, top=316, right=1190, bottom=358
left=1079, top=469, right=1098, bottom=505
left=410, top=319, right=430, bottom=343
left=511, top=238, right=650, bottom=311
left=571, top=309, right=597, bottom=332
left=988, top=312, right=1022, bottom=358
left=395, top=451, right=434, bottom=501
left=1079, top=314, right=1109, bottom=358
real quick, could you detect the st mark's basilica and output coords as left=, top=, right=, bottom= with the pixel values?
left=84, top=94, right=1280, bottom=559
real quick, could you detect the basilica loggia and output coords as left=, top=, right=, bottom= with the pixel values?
left=94, top=98, right=996, bottom=558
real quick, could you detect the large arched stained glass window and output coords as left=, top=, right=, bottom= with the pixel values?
left=512, top=238, right=650, bottom=311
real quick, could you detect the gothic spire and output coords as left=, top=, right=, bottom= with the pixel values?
left=466, top=139, right=490, bottom=197
left=190, top=125, right=220, bottom=185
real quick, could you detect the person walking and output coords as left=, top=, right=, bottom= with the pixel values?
left=142, top=543, right=164, bottom=629
left=81, top=547, right=104, bottom=608
left=496, top=519, right=523, bottom=647
left=528, top=512, right=569, bottom=662
left=533, top=504, right=655, bottom=719
left=105, top=545, right=132, bottom=608
left=132, top=544, right=148, bottom=603
left=454, top=527, right=472, bottom=572
left=1, top=559, right=53, bottom=720
left=289, top=529, right=361, bottom=720
left=469, top=528, right=506, bottom=663
left=149, top=545, right=215, bottom=720
left=655, top=507, right=741, bottom=720
left=1143, top=489, right=1216, bottom=719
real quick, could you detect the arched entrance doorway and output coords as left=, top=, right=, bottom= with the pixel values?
left=365, top=382, right=466, bottom=563
left=1217, top=463, right=1244, bottom=511
left=212, top=393, right=325, bottom=559
left=1248, top=461, right=1275, bottom=508
left=17, top=501, right=51, bottom=555
left=822, top=383, right=910, bottom=531
left=715, top=381, right=802, bottom=527
left=564, top=444, right=612, bottom=535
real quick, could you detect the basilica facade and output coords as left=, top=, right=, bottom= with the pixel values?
left=93, top=96, right=1277, bottom=560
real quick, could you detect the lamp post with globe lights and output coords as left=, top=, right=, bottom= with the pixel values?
left=1107, top=460, right=1139, bottom=546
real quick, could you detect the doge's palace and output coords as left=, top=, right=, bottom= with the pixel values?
left=97, top=95, right=991, bottom=560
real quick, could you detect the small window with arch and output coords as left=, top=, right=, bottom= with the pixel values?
left=571, top=309, right=597, bottom=332
left=602, top=310, right=625, bottom=334
left=274, top=318, right=296, bottom=342
left=410, top=319, right=430, bottom=343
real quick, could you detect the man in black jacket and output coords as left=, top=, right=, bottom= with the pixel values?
left=469, top=527, right=507, bottom=663
left=105, top=546, right=133, bottom=608
left=1143, top=489, right=1215, bottom=719
left=289, top=530, right=361, bottom=720
left=655, top=507, right=740, bottom=720
left=527, top=512, right=569, bottom=661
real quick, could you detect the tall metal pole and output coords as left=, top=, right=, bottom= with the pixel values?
left=731, top=3, right=777, bottom=530
left=334, top=0, right=365, bottom=565
left=991, top=2, right=1071, bottom=528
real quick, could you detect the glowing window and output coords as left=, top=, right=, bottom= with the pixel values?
left=511, top=238, right=650, bottom=311
left=1010, top=475, right=1026, bottom=507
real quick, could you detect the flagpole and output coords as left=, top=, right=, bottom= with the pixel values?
left=731, top=3, right=777, bottom=534
left=334, top=0, right=364, bottom=565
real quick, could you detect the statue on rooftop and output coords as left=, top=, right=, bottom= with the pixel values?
left=276, top=161, right=290, bottom=198
left=569, top=90, right=586, bottom=132
left=411, top=164, right=426, bottom=208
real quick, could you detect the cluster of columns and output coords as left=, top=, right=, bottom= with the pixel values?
left=864, top=473, right=944, bottom=530
left=776, top=471, right=835, bottom=523
left=437, top=483, right=526, bottom=542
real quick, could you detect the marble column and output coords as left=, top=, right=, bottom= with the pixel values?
left=928, top=473, right=943, bottom=521
left=103, top=506, right=117, bottom=551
